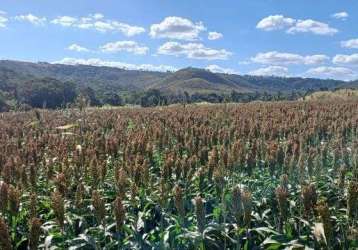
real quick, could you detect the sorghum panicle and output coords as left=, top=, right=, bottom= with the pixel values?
left=232, top=185, right=243, bottom=225
left=0, top=216, right=12, bottom=250
left=92, top=190, right=106, bottom=225
left=316, top=200, right=333, bottom=245
left=174, top=185, right=185, bottom=218
left=0, top=182, right=9, bottom=213
left=28, top=218, right=42, bottom=250
left=113, top=196, right=125, bottom=231
left=194, top=196, right=205, bottom=233
left=8, top=186, right=20, bottom=216
left=51, top=191, right=65, bottom=230
left=347, top=181, right=358, bottom=220
left=241, top=190, right=252, bottom=227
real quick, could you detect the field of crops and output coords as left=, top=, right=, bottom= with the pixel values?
left=0, top=101, right=357, bottom=249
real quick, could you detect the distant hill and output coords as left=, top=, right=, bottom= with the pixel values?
left=1, top=59, right=357, bottom=97
left=0, top=60, right=166, bottom=93
left=150, top=67, right=255, bottom=94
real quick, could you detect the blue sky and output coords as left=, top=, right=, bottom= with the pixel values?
left=1, top=0, right=358, bottom=80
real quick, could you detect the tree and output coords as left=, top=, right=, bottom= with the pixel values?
left=0, top=95, right=9, bottom=112
left=140, top=89, right=167, bottom=107
left=19, top=78, right=77, bottom=109
left=102, top=92, right=123, bottom=106
left=79, top=87, right=101, bottom=106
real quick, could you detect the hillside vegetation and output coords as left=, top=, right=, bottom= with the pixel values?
left=302, top=89, right=358, bottom=101
left=1, top=60, right=358, bottom=111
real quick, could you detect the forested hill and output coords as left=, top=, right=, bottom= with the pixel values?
left=0, top=59, right=357, bottom=111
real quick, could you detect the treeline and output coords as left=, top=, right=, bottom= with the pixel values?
left=0, top=77, right=320, bottom=112
left=131, top=89, right=306, bottom=107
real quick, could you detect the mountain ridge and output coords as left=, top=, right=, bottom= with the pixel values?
left=0, top=60, right=357, bottom=96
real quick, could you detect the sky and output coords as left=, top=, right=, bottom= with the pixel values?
left=1, top=0, right=358, bottom=80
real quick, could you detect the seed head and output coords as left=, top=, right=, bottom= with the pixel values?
left=28, top=218, right=42, bottom=250
left=75, top=183, right=85, bottom=209
left=113, top=196, right=125, bottom=231
left=173, top=185, right=185, bottom=218
left=8, top=186, right=20, bottom=216
left=347, top=181, right=358, bottom=220
left=0, top=216, right=12, bottom=250
left=51, top=191, right=65, bottom=230
left=232, top=185, right=243, bottom=224
left=301, top=184, right=317, bottom=217
left=92, top=190, right=106, bottom=225
left=0, top=182, right=9, bottom=213
left=275, top=186, right=289, bottom=221
left=194, top=196, right=205, bottom=233
left=241, top=190, right=252, bottom=227
left=316, top=200, right=333, bottom=245
left=29, top=192, right=37, bottom=219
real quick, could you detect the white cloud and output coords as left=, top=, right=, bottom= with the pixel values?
left=304, top=55, right=330, bottom=65
left=306, top=66, right=355, bottom=80
left=92, top=13, right=104, bottom=20
left=208, top=31, right=223, bottom=40
left=0, top=11, right=8, bottom=28
left=53, top=58, right=177, bottom=72
left=251, top=51, right=329, bottom=65
left=249, top=66, right=289, bottom=77
left=150, top=16, right=206, bottom=41
left=256, top=15, right=295, bottom=31
left=158, top=42, right=232, bottom=60
left=51, top=14, right=145, bottom=36
left=257, top=15, right=338, bottom=35
left=15, top=14, right=47, bottom=26
left=206, top=65, right=238, bottom=74
left=51, top=16, right=77, bottom=27
left=287, top=19, right=338, bottom=36
left=332, top=12, right=349, bottom=20
left=333, top=54, right=358, bottom=66
left=100, top=41, right=149, bottom=55
left=67, top=44, right=90, bottom=52
left=341, top=39, right=358, bottom=49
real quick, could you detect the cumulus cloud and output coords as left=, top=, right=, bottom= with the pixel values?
left=331, top=12, right=349, bottom=20
left=150, top=16, right=206, bottom=41
left=251, top=51, right=329, bottom=65
left=257, top=15, right=338, bottom=35
left=333, top=54, right=358, bottom=66
left=249, top=66, right=289, bottom=77
left=306, top=66, right=355, bottom=80
left=256, top=15, right=295, bottom=31
left=15, top=14, right=47, bottom=26
left=0, top=11, right=8, bottom=28
left=100, top=41, right=149, bottom=55
left=158, top=42, right=232, bottom=60
left=67, top=44, right=90, bottom=52
left=287, top=19, right=338, bottom=35
left=206, top=65, right=238, bottom=74
left=341, top=39, right=358, bottom=49
left=51, top=14, right=145, bottom=36
left=51, top=16, right=77, bottom=27
left=53, top=58, right=177, bottom=72
left=208, top=31, right=223, bottom=40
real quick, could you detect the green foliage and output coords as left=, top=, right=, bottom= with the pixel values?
left=19, top=78, right=76, bottom=109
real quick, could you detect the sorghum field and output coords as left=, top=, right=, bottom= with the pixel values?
left=0, top=101, right=357, bottom=250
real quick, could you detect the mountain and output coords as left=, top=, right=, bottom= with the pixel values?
left=150, top=67, right=256, bottom=94
left=0, top=60, right=357, bottom=97
left=0, top=60, right=166, bottom=93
